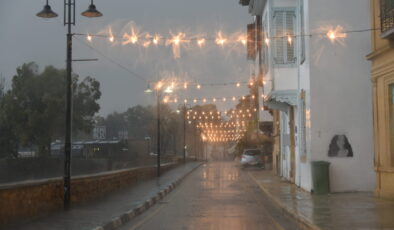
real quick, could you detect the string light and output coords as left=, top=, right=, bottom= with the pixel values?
left=287, top=35, right=292, bottom=44
left=197, top=38, right=206, bottom=47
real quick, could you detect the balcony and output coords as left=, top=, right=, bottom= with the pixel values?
left=381, top=0, right=394, bottom=38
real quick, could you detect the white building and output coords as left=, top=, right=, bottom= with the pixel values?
left=242, top=0, right=375, bottom=192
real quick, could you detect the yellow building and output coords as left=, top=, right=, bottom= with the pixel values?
left=368, top=0, right=394, bottom=200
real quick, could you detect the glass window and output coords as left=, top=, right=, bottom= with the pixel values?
left=381, top=0, right=394, bottom=34
left=390, top=84, right=394, bottom=166
left=273, top=9, right=296, bottom=65
left=300, top=0, right=305, bottom=64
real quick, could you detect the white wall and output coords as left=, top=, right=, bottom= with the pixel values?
left=307, top=0, right=375, bottom=192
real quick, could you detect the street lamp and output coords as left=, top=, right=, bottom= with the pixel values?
left=145, top=81, right=172, bottom=177
left=144, top=136, right=151, bottom=155
left=177, top=103, right=191, bottom=164
left=36, top=0, right=102, bottom=210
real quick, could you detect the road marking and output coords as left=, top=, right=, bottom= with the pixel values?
left=246, top=171, right=286, bottom=230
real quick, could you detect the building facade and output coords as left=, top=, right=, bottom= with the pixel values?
left=368, top=0, right=394, bottom=200
left=241, top=0, right=375, bottom=192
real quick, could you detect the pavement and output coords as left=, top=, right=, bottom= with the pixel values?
left=5, top=161, right=202, bottom=230
left=117, top=161, right=301, bottom=230
left=248, top=169, right=394, bottom=230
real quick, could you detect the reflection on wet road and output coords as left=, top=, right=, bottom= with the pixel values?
left=120, top=161, right=300, bottom=230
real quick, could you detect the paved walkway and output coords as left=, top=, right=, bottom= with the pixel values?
left=5, top=162, right=201, bottom=230
left=248, top=170, right=394, bottom=230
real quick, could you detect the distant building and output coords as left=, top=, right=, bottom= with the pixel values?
left=93, top=126, right=106, bottom=140
left=367, top=0, right=394, bottom=200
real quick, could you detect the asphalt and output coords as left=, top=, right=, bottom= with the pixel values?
left=118, top=161, right=301, bottom=230
left=5, top=162, right=202, bottom=230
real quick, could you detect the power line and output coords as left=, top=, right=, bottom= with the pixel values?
left=74, top=36, right=147, bottom=83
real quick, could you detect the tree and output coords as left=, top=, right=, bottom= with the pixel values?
left=0, top=63, right=101, bottom=157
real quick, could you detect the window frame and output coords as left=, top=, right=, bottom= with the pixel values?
left=271, top=7, right=297, bottom=67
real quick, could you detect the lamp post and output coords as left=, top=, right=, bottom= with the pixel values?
left=145, top=82, right=172, bottom=177
left=144, top=136, right=151, bottom=155
left=177, top=103, right=191, bottom=164
left=36, top=0, right=102, bottom=210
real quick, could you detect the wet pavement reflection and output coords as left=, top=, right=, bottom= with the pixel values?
left=121, top=161, right=300, bottom=230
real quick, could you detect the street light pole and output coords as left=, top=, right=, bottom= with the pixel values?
left=64, top=0, right=73, bottom=210
left=183, top=104, right=186, bottom=163
left=37, top=0, right=102, bottom=210
left=157, top=90, right=161, bottom=177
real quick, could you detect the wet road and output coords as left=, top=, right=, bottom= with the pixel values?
left=119, top=161, right=300, bottom=230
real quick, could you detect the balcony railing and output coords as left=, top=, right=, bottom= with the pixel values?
left=381, top=0, right=394, bottom=38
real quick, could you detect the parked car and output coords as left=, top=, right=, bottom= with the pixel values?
left=240, top=149, right=263, bottom=168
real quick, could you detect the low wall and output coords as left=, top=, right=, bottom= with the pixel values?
left=0, top=162, right=178, bottom=226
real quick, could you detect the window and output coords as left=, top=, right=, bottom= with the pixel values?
left=390, top=84, right=394, bottom=166
left=263, top=17, right=269, bottom=73
left=300, top=0, right=305, bottom=63
left=273, top=9, right=296, bottom=65
left=381, top=0, right=394, bottom=38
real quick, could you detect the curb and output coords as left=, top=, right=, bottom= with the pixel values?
left=247, top=172, right=321, bottom=230
left=91, top=162, right=203, bottom=230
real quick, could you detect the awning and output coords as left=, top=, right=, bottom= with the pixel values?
left=264, top=90, right=298, bottom=112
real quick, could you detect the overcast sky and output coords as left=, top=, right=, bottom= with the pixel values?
left=0, top=0, right=252, bottom=116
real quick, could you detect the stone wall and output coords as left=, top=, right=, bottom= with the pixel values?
left=0, top=163, right=177, bottom=225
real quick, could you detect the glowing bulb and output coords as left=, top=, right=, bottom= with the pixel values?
left=87, top=34, right=92, bottom=41
left=265, top=38, right=270, bottom=45
left=193, top=99, right=197, bottom=103
left=287, top=35, right=292, bottom=44
left=197, top=38, right=206, bottom=47
left=184, top=99, right=188, bottom=103
left=236, top=83, right=241, bottom=87
left=153, top=35, right=160, bottom=45
left=327, top=31, right=336, bottom=41
left=232, top=97, right=236, bottom=101
left=131, top=35, right=138, bottom=44
left=183, top=82, right=188, bottom=89
left=216, top=32, right=227, bottom=46
left=174, top=38, right=180, bottom=45
left=156, top=81, right=163, bottom=90
left=213, top=98, right=217, bottom=102
left=197, top=84, right=201, bottom=89
left=108, top=27, right=114, bottom=43
left=223, top=97, right=226, bottom=102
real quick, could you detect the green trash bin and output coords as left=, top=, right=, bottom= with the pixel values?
left=311, top=161, right=330, bottom=194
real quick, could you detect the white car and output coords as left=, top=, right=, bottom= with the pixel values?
left=240, top=149, right=263, bottom=168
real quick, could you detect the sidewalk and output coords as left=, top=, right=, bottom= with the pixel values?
left=248, top=170, right=394, bottom=230
left=5, top=162, right=202, bottom=230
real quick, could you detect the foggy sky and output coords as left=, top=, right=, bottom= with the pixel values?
left=0, top=0, right=252, bottom=116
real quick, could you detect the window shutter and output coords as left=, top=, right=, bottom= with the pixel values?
left=273, top=11, right=285, bottom=64
left=300, top=1, right=305, bottom=63
left=285, top=11, right=296, bottom=63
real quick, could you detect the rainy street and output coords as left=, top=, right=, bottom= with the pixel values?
left=2, top=0, right=394, bottom=229
left=118, top=161, right=300, bottom=230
